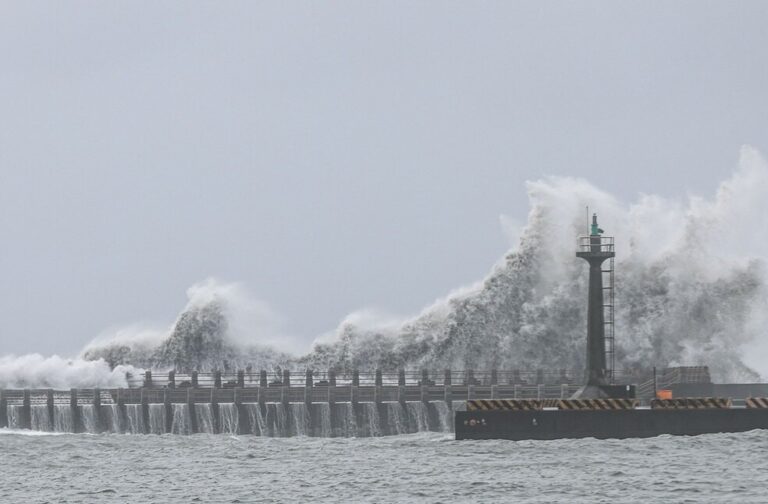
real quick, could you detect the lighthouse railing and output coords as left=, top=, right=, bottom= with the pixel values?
left=576, top=235, right=614, bottom=253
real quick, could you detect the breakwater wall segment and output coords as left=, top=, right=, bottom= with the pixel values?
left=455, top=409, right=768, bottom=440
left=0, top=381, right=579, bottom=436
left=0, top=369, right=595, bottom=436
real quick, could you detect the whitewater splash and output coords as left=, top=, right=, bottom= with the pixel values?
left=306, top=147, right=768, bottom=381
left=81, top=280, right=295, bottom=373
left=0, top=354, right=139, bottom=389
left=5, top=147, right=768, bottom=385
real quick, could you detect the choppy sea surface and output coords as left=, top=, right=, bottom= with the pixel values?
left=2, top=429, right=767, bottom=503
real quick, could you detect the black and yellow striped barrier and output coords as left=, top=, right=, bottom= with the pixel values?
left=556, top=398, right=639, bottom=410
left=745, top=397, right=768, bottom=409
left=466, top=399, right=543, bottom=411
left=650, top=398, right=732, bottom=409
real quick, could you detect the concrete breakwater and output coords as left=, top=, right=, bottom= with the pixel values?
left=0, top=370, right=591, bottom=436
left=0, top=386, right=582, bottom=437
left=0, top=389, right=462, bottom=436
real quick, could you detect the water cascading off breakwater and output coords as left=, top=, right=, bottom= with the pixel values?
left=1, top=391, right=456, bottom=437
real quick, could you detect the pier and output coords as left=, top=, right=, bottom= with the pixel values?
left=0, top=369, right=600, bottom=436
left=0, top=368, right=709, bottom=436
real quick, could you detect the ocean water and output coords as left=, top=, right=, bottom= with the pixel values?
left=1, top=429, right=767, bottom=503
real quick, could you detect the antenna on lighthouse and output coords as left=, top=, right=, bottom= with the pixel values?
left=586, top=206, right=589, bottom=234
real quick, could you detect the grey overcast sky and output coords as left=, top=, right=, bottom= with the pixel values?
left=1, top=1, right=767, bottom=356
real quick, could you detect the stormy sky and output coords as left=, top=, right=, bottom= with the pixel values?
left=1, top=1, right=767, bottom=356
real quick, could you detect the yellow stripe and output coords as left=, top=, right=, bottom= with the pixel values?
left=465, top=398, right=552, bottom=411
left=652, top=398, right=731, bottom=409
left=557, top=398, right=639, bottom=410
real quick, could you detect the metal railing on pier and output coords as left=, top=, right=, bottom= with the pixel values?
left=127, top=368, right=651, bottom=389
left=636, top=366, right=712, bottom=398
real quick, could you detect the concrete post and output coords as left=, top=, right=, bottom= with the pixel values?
left=187, top=388, right=198, bottom=434
left=259, top=370, right=268, bottom=388
left=210, top=388, right=219, bottom=434
left=491, top=369, right=498, bottom=386
left=46, top=389, right=54, bottom=431
left=256, top=385, right=267, bottom=427
left=304, top=377, right=312, bottom=405
left=0, top=390, right=7, bottom=428
left=214, top=371, right=222, bottom=389
left=22, top=389, right=31, bottom=429
left=280, top=371, right=289, bottom=406
left=421, top=369, right=429, bottom=385
left=351, top=385, right=358, bottom=406
left=398, top=370, right=406, bottom=387
left=144, top=370, right=152, bottom=388
left=93, top=388, right=103, bottom=433
left=421, top=385, right=428, bottom=404
left=491, top=385, right=498, bottom=399
left=140, top=388, right=149, bottom=434
left=561, top=384, right=569, bottom=398
left=444, top=369, right=452, bottom=386
left=514, top=384, right=520, bottom=399
left=328, top=370, right=336, bottom=386
left=374, top=372, right=383, bottom=418
left=71, top=389, right=81, bottom=433
left=237, top=370, right=245, bottom=388
left=168, top=370, right=176, bottom=388
left=305, top=370, right=313, bottom=388
left=235, top=388, right=246, bottom=435
left=468, top=385, right=475, bottom=400
left=282, top=370, right=290, bottom=405
left=163, top=389, right=172, bottom=434
left=537, top=384, right=544, bottom=399
left=192, top=371, right=199, bottom=388
left=467, top=369, right=475, bottom=385
left=257, top=384, right=265, bottom=411
left=116, top=388, right=126, bottom=433
left=536, top=369, right=544, bottom=385
left=328, top=384, right=335, bottom=405
left=352, top=370, right=360, bottom=387
left=398, top=385, right=406, bottom=407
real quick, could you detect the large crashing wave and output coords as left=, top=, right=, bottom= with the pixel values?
left=28, top=147, right=768, bottom=384
left=305, top=146, right=768, bottom=382
left=82, top=280, right=294, bottom=372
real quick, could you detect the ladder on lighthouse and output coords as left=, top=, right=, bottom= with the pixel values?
left=602, top=257, right=615, bottom=383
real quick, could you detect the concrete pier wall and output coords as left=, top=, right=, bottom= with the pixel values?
left=0, top=387, right=474, bottom=436
left=456, top=408, right=768, bottom=440
left=0, top=380, right=584, bottom=436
